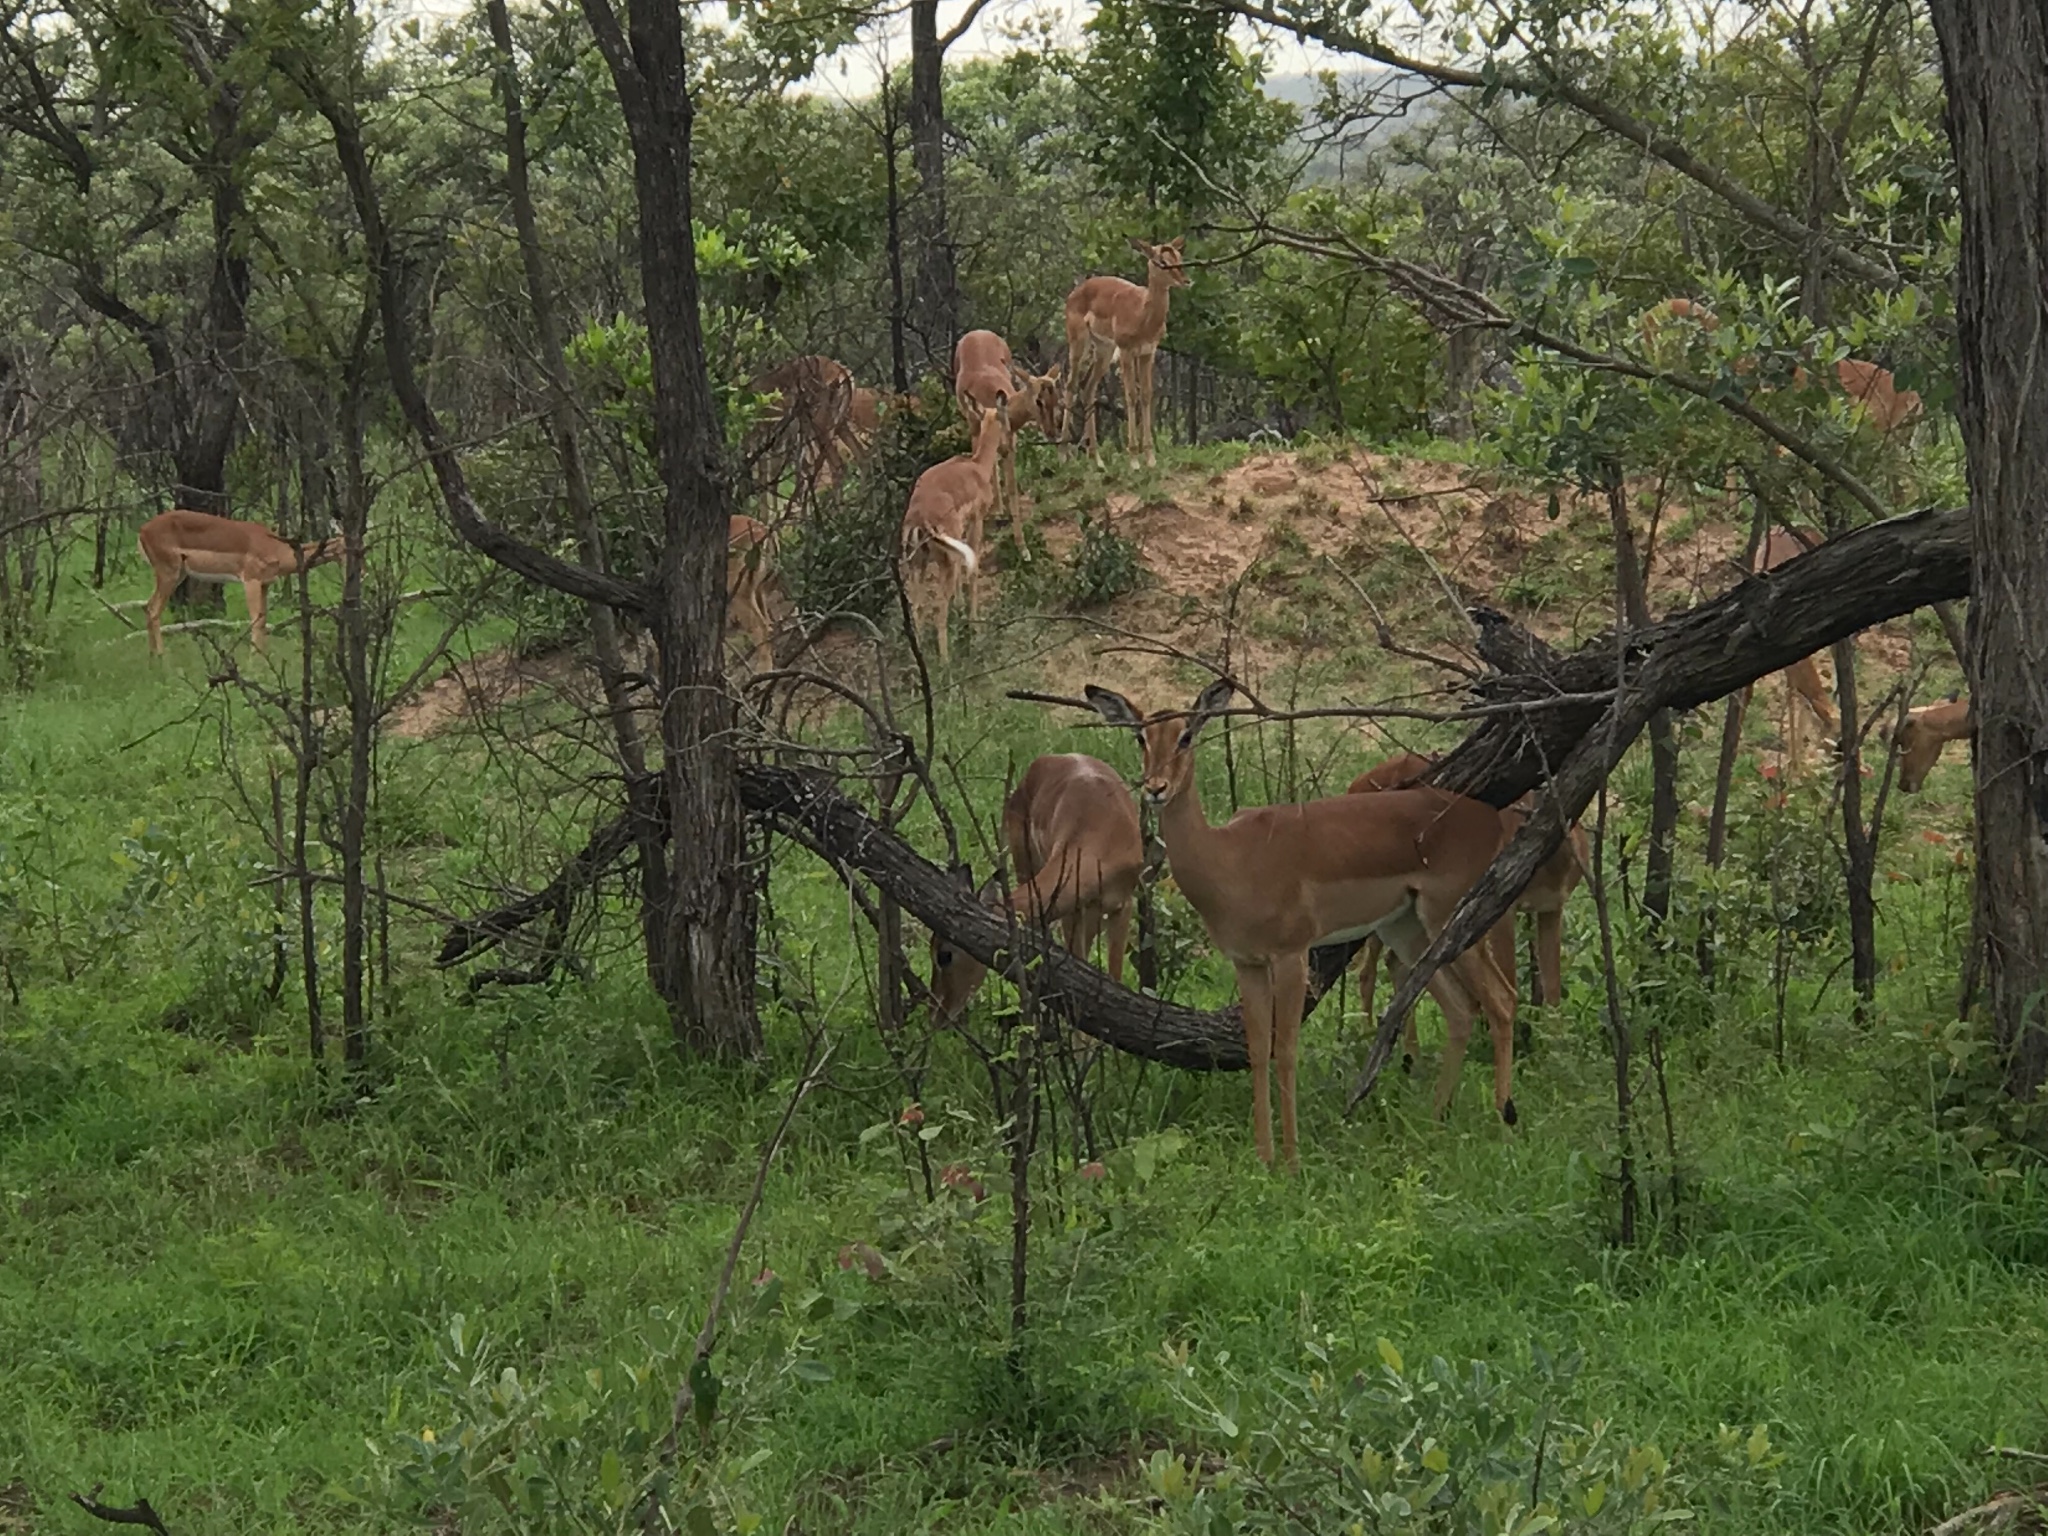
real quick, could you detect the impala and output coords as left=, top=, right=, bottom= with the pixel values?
left=1085, top=681, right=1519, bottom=1170
left=1064, top=237, right=1188, bottom=467
left=1347, top=751, right=1589, bottom=1066
left=928, top=752, right=1144, bottom=1021
left=747, top=354, right=856, bottom=499
left=954, top=329, right=1062, bottom=558
left=138, top=508, right=346, bottom=657
left=1896, top=695, right=1972, bottom=792
left=900, top=397, right=1007, bottom=663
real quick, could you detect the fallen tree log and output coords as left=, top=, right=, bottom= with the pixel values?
left=1350, top=503, right=1971, bottom=1107
left=439, top=505, right=1970, bottom=1077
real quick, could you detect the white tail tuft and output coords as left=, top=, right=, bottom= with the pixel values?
left=935, top=534, right=978, bottom=577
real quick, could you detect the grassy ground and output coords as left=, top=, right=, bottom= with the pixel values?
left=1, top=451, right=2037, bottom=1535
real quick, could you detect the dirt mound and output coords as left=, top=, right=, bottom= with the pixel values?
left=386, top=646, right=596, bottom=740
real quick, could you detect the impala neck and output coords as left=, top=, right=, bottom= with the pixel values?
left=1157, top=773, right=1221, bottom=888
left=973, top=418, right=1003, bottom=475
left=1140, top=268, right=1176, bottom=338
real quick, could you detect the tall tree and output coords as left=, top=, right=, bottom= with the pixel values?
left=1929, top=0, right=2048, bottom=1098
left=905, top=0, right=990, bottom=368
left=0, top=0, right=266, bottom=515
left=297, top=0, right=760, bottom=1057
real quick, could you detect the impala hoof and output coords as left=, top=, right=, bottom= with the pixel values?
left=1400, top=1052, right=1415, bottom=1076
left=1501, top=1097, right=1518, bottom=1127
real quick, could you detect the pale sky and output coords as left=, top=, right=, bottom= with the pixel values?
left=797, top=0, right=1346, bottom=103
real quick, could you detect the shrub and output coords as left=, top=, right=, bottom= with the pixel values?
left=1065, top=511, right=1145, bottom=607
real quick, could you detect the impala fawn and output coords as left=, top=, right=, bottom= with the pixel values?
left=900, top=397, right=1008, bottom=663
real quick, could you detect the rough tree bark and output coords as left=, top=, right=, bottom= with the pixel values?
left=579, top=0, right=760, bottom=1057
left=444, top=508, right=1973, bottom=1076
left=1354, top=505, right=1973, bottom=1105
left=905, top=0, right=983, bottom=371
left=1929, top=0, right=2048, bottom=1097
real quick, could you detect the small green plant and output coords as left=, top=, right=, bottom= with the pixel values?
left=1145, top=1338, right=1778, bottom=1535
left=1064, top=511, right=1145, bottom=607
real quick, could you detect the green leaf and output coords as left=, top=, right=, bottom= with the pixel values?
left=1376, top=1337, right=1404, bottom=1375
left=791, top=1357, right=833, bottom=1382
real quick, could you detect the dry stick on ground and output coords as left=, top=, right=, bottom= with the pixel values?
left=667, top=1029, right=833, bottom=1456
left=68, top=1489, right=172, bottom=1536
left=439, top=508, right=1973, bottom=1073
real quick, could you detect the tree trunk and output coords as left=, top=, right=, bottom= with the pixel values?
left=444, top=506, right=1974, bottom=1078
left=906, top=0, right=960, bottom=372
left=337, top=345, right=374, bottom=1074
left=1605, top=473, right=1678, bottom=926
left=1930, top=0, right=2048, bottom=1097
left=592, top=0, right=761, bottom=1056
left=1832, top=635, right=1879, bottom=1010
left=487, top=0, right=667, bottom=975
left=880, top=72, right=910, bottom=395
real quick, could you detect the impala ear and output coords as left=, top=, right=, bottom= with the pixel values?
left=1128, top=236, right=1154, bottom=258
left=1043, top=362, right=1063, bottom=385
left=1084, top=684, right=1144, bottom=732
left=1191, top=677, right=1236, bottom=718
left=1176, top=679, right=1235, bottom=745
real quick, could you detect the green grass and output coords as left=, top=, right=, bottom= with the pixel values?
left=0, top=512, right=2032, bottom=1534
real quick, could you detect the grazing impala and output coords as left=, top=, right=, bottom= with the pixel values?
left=900, top=396, right=1007, bottom=663
left=726, top=514, right=778, bottom=673
left=928, top=752, right=1144, bottom=1021
left=1346, top=751, right=1588, bottom=1065
left=1085, top=681, right=1519, bottom=1170
left=1895, top=695, right=1972, bottom=793
left=138, top=508, right=346, bottom=656
left=954, top=329, right=1062, bottom=557
left=746, top=355, right=856, bottom=499
left=1064, top=237, right=1188, bottom=467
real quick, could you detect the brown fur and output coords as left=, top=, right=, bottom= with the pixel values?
left=1087, top=683, right=1519, bottom=1171
left=900, top=399, right=1007, bottom=662
left=138, top=509, right=345, bottom=656
left=1064, top=237, right=1188, bottom=467
left=927, top=753, right=1143, bottom=1021
left=954, top=329, right=1063, bottom=558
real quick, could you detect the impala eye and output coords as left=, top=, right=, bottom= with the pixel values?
left=1177, top=728, right=1194, bottom=748
left=936, top=948, right=954, bottom=968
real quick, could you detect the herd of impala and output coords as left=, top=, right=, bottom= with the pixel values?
left=126, top=255, right=1972, bottom=1168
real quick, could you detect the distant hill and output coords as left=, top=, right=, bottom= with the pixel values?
left=1261, top=66, right=1446, bottom=182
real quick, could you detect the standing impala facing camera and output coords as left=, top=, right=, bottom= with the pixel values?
left=1085, top=680, right=1519, bottom=1171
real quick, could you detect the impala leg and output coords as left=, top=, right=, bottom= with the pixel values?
left=245, top=578, right=269, bottom=653
left=933, top=572, right=951, bottom=666
left=1137, top=351, right=1159, bottom=467
left=1536, top=908, right=1564, bottom=1006
left=1234, top=961, right=1276, bottom=1166
left=1421, top=967, right=1479, bottom=1120
left=1105, top=902, right=1132, bottom=985
left=1272, top=950, right=1308, bottom=1173
left=1119, top=357, right=1140, bottom=464
left=145, top=564, right=179, bottom=656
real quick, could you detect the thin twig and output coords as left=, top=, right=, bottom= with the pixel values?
left=666, top=1030, right=834, bottom=1456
